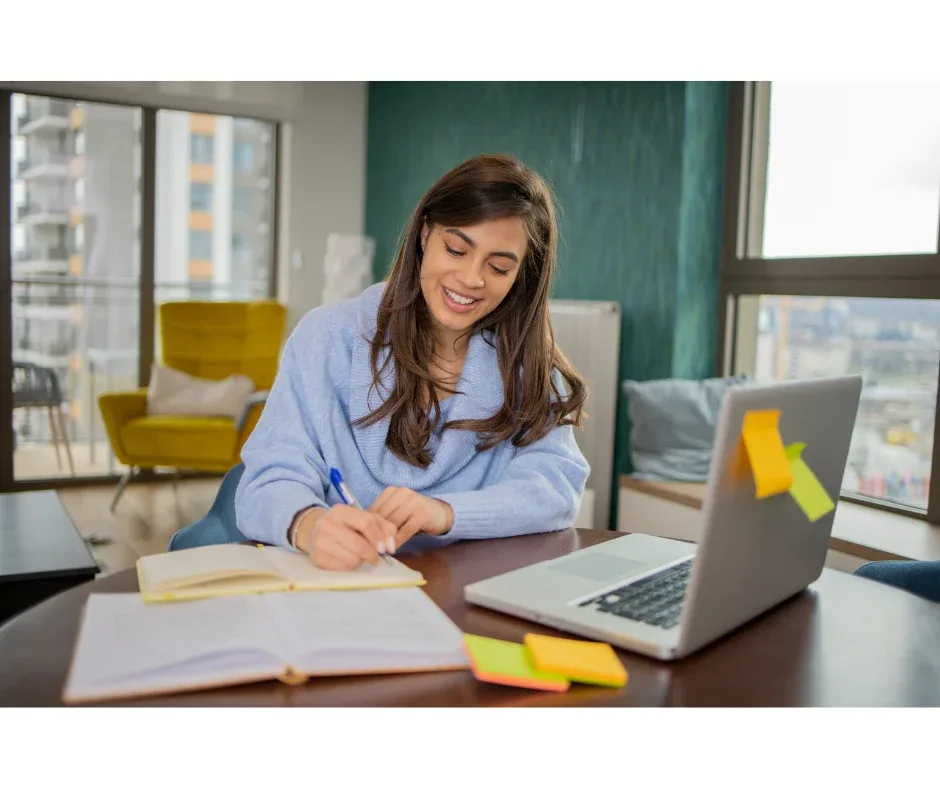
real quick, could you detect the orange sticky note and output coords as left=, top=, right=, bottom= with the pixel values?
left=524, top=633, right=628, bottom=688
left=463, top=634, right=570, bottom=692
left=741, top=410, right=793, bottom=499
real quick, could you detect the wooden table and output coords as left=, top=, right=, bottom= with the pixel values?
left=1, top=528, right=939, bottom=706
left=0, top=491, right=99, bottom=626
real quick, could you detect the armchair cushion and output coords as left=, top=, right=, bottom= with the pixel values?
left=122, top=416, right=238, bottom=467
left=147, top=364, right=254, bottom=421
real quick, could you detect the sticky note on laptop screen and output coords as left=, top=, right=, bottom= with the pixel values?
left=524, top=633, right=628, bottom=688
left=785, top=442, right=835, bottom=522
left=742, top=409, right=793, bottom=499
left=463, top=634, right=570, bottom=692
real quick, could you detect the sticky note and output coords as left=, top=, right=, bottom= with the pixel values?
left=742, top=410, right=793, bottom=498
left=524, top=633, right=628, bottom=688
left=785, top=442, right=835, bottom=522
left=463, top=634, right=570, bottom=692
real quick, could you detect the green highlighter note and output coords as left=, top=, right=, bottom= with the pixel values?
left=784, top=442, right=835, bottom=523
left=463, top=634, right=570, bottom=692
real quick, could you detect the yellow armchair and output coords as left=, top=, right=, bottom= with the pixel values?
left=99, top=300, right=286, bottom=510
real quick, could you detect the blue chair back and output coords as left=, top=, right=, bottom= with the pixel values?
left=168, top=462, right=249, bottom=551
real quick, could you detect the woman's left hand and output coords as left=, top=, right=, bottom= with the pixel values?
left=369, top=487, right=454, bottom=547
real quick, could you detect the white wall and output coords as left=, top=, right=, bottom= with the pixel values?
left=277, top=82, right=368, bottom=331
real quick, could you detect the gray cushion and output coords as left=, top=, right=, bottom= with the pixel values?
left=622, top=376, right=749, bottom=482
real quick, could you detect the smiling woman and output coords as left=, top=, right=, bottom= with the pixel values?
left=235, top=154, right=591, bottom=572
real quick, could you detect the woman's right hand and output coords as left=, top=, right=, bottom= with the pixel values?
left=294, top=505, right=397, bottom=571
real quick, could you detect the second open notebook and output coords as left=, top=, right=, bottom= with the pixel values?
left=137, top=544, right=425, bottom=602
left=64, top=588, right=468, bottom=704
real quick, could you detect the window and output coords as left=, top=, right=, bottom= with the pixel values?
left=190, top=183, right=212, bottom=212
left=73, top=178, right=84, bottom=204
left=723, top=82, right=940, bottom=519
left=233, top=141, right=253, bottom=173
left=190, top=134, right=214, bottom=165
left=762, top=84, right=940, bottom=258
left=232, top=187, right=253, bottom=218
left=189, top=230, right=212, bottom=260
left=733, top=295, right=938, bottom=510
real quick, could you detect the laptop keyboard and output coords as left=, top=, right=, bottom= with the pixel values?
left=578, top=560, right=692, bottom=630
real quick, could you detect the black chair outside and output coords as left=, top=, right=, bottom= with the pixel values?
left=12, top=360, right=75, bottom=477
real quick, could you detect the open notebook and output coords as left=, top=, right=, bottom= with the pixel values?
left=63, top=588, right=469, bottom=704
left=137, top=544, right=425, bottom=602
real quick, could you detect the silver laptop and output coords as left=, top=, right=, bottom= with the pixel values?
left=464, top=375, right=863, bottom=660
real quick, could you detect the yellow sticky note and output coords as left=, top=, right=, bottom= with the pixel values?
left=463, top=635, right=570, bottom=692
left=524, top=633, right=628, bottom=688
left=785, top=442, right=835, bottom=522
left=742, top=410, right=793, bottom=498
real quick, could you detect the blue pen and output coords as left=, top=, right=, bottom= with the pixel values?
left=330, top=468, right=395, bottom=565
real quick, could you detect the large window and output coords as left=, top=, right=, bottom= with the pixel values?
left=722, top=82, right=940, bottom=519
left=2, top=89, right=280, bottom=491
left=762, top=84, right=940, bottom=258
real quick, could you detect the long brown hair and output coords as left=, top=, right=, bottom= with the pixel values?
left=355, top=154, right=587, bottom=468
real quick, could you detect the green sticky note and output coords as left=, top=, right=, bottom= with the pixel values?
left=784, top=442, right=835, bottom=523
left=463, top=634, right=570, bottom=692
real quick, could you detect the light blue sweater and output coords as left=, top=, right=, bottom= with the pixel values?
left=234, top=283, right=591, bottom=551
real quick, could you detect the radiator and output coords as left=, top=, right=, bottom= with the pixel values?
left=548, top=299, right=622, bottom=530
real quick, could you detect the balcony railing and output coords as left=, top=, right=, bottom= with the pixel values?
left=13, top=246, right=69, bottom=263
left=15, top=202, right=70, bottom=222
left=16, top=338, right=71, bottom=358
left=16, top=98, right=71, bottom=133
left=15, top=150, right=70, bottom=176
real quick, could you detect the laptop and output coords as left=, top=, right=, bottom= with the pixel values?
left=464, top=375, right=863, bottom=660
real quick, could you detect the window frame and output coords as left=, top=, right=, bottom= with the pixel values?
left=719, top=81, right=940, bottom=523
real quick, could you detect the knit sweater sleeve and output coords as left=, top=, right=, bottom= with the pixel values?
left=234, top=314, right=331, bottom=548
left=432, top=416, right=591, bottom=544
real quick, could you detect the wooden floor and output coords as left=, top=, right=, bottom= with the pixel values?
left=57, top=476, right=223, bottom=575
left=14, top=441, right=126, bottom=481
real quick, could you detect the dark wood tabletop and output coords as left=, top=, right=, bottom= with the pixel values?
left=1, top=527, right=939, bottom=706
left=0, top=491, right=99, bottom=626
left=0, top=491, right=98, bottom=583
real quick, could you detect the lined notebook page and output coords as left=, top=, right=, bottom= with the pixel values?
left=140, top=544, right=283, bottom=591
left=265, top=588, right=468, bottom=674
left=65, top=593, right=285, bottom=702
left=262, top=548, right=424, bottom=588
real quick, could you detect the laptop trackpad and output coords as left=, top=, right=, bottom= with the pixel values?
left=550, top=553, right=648, bottom=584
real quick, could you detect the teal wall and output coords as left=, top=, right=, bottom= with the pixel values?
left=365, top=82, right=728, bottom=528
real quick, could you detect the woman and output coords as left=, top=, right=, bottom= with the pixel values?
left=235, top=154, right=590, bottom=570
